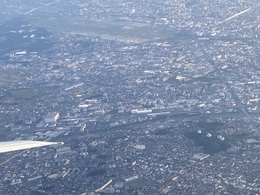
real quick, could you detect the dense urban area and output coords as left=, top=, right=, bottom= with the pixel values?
left=0, top=0, right=259, bottom=194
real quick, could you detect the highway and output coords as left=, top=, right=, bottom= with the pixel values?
left=192, top=33, right=251, bottom=119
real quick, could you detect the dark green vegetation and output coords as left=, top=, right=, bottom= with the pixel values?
left=184, top=131, right=230, bottom=155
left=184, top=121, right=231, bottom=154
left=2, top=86, right=58, bottom=100
left=23, top=3, right=194, bottom=44
left=0, top=73, right=25, bottom=86
left=155, top=128, right=170, bottom=135
left=164, top=30, right=193, bottom=46
left=166, top=74, right=220, bottom=86
left=197, top=121, right=247, bottom=144
left=224, top=133, right=248, bottom=145
left=27, top=16, right=174, bottom=43
left=197, top=121, right=224, bottom=132
left=7, top=88, right=41, bottom=99
left=0, top=18, right=53, bottom=56
left=87, top=168, right=107, bottom=177
left=97, top=154, right=111, bottom=160
left=185, top=75, right=220, bottom=84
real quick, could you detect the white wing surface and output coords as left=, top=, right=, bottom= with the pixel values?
left=0, top=141, right=63, bottom=153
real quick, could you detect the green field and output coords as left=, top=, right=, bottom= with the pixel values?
left=0, top=73, right=25, bottom=86
left=5, top=86, right=57, bottom=99
left=24, top=12, right=185, bottom=43
left=8, top=88, right=40, bottom=99
left=126, top=177, right=154, bottom=190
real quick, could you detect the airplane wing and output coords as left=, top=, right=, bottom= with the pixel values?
left=0, top=140, right=63, bottom=153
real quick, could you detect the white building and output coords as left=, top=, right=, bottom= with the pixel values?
left=44, top=112, right=60, bottom=123
left=131, top=109, right=152, bottom=114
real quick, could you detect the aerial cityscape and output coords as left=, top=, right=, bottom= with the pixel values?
left=0, top=0, right=259, bottom=194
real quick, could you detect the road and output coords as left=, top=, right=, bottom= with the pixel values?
left=192, top=34, right=251, bottom=118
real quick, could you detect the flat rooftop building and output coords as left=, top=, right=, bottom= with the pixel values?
left=44, top=112, right=60, bottom=123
